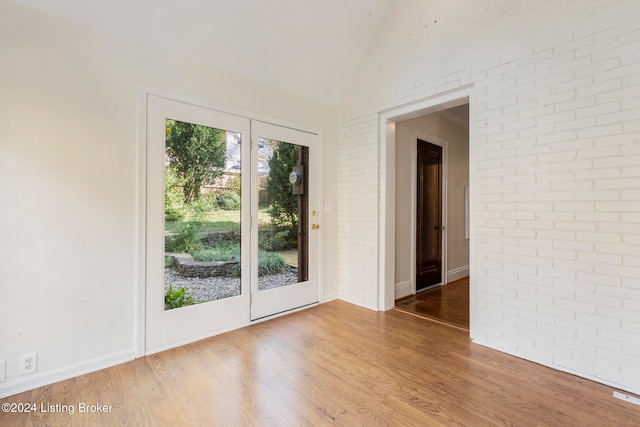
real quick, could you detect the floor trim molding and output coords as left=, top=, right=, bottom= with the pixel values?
left=0, top=350, right=135, bottom=399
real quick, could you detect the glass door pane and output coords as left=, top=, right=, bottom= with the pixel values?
left=164, top=120, right=242, bottom=310
left=256, top=138, right=308, bottom=292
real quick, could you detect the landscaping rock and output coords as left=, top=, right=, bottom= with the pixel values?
left=169, top=253, right=238, bottom=278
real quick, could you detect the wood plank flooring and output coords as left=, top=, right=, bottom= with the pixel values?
left=1, top=300, right=639, bottom=426
left=395, top=277, right=470, bottom=330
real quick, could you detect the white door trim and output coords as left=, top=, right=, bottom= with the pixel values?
left=378, top=86, right=472, bottom=312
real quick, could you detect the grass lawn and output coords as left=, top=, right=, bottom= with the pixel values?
left=165, top=206, right=272, bottom=234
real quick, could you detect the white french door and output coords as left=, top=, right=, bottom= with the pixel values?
left=144, top=94, right=319, bottom=354
left=249, top=121, right=319, bottom=320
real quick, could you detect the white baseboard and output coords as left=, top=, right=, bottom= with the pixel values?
left=0, top=350, right=136, bottom=399
left=447, top=265, right=469, bottom=283
left=471, top=338, right=640, bottom=398
left=337, top=296, right=378, bottom=311
left=395, top=281, right=413, bottom=299
left=395, top=268, right=467, bottom=299
left=322, top=292, right=339, bottom=303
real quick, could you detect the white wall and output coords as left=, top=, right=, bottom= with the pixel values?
left=338, top=0, right=640, bottom=395
left=394, top=113, right=470, bottom=298
left=0, top=2, right=337, bottom=397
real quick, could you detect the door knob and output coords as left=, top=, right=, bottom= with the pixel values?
left=312, top=224, right=320, bottom=230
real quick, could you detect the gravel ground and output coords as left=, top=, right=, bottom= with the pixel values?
left=164, top=267, right=299, bottom=303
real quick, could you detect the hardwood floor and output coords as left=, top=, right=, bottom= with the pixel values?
left=1, top=300, right=638, bottom=426
left=395, top=277, right=470, bottom=330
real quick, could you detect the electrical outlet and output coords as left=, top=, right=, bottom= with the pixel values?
left=19, top=353, right=37, bottom=375
left=0, top=360, right=5, bottom=382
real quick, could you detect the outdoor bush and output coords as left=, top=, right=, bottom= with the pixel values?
left=165, top=256, right=175, bottom=268
left=229, top=175, right=241, bottom=196
left=258, top=231, right=273, bottom=251
left=188, top=198, right=210, bottom=215
left=217, top=190, right=241, bottom=210
left=164, top=285, right=195, bottom=310
left=166, top=220, right=204, bottom=253
left=189, top=242, right=286, bottom=277
left=223, top=229, right=241, bottom=243
left=202, top=192, right=218, bottom=210
left=259, top=227, right=297, bottom=251
left=274, top=228, right=297, bottom=250
left=191, top=241, right=239, bottom=262
left=165, top=167, right=186, bottom=222
left=258, top=250, right=287, bottom=276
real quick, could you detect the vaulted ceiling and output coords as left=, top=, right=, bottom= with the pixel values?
left=8, top=0, right=395, bottom=106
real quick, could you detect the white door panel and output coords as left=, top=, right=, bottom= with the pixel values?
left=250, top=121, right=319, bottom=320
left=145, top=95, right=251, bottom=354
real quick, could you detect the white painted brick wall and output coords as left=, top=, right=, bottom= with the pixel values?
left=337, top=1, right=640, bottom=395
left=467, top=11, right=640, bottom=392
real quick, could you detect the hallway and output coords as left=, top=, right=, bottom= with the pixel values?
left=395, top=277, right=469, bottom=330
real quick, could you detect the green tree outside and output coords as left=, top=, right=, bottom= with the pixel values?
left=166, top=119, right=226, bottom=203
left=265, top=141, right=299, bottom=229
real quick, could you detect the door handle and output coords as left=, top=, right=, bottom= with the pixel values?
left=434, top=226, right=444, bottom=230
left=312, top=224, right=320, bottom=230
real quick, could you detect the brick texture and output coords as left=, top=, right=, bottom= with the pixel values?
left=337, top=2, right=640, bottom=394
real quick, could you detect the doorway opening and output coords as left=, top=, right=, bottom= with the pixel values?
left=394, top=105, right=469, bottom=329
left=378, top=87, right=472, bottom=332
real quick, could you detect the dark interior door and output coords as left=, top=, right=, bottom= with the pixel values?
left=416, top=139, right=443, bottom=292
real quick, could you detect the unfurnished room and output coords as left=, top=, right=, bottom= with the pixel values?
left=1, top=0, right=639, bottom=425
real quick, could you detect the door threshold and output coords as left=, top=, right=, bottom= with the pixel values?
left=416, top=282, right=443, bottom=294
left=251, top=302, right=319, bottom=324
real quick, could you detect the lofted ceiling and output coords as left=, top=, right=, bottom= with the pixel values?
left=8, top=0, right=396, bottom=106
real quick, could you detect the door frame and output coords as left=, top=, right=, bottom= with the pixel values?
left=378, top=86, right=472, bottom=315
left=136, top=86, right=324, bottom=357
left=411, top=131, right=448, bottom=294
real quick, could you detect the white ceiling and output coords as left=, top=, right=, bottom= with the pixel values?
left=9, top=0, right=396, bottom=106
